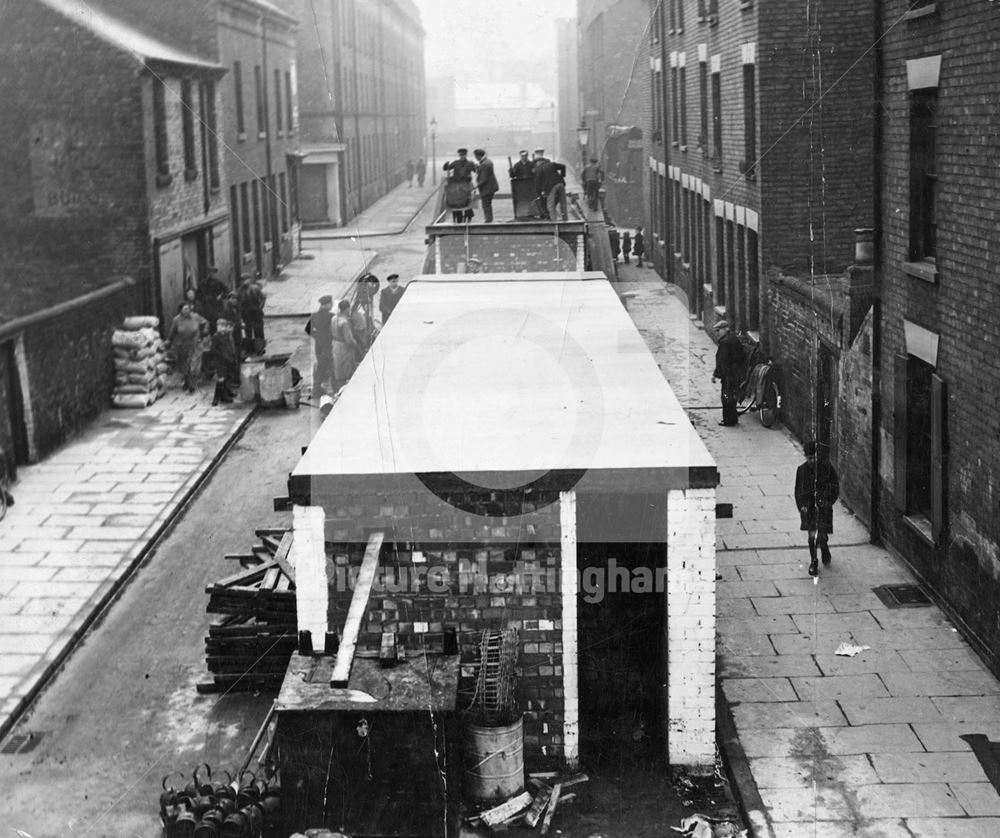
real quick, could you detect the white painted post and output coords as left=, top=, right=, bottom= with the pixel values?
left=290, top=504, right=328, bottom=653
left=665, top=487, right=717, bottom=770
left=559, top=490, right=580, bottom=769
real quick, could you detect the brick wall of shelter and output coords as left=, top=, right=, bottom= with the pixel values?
left=875, top=0, right=1000, bottom=668
left=319, top=489, right=567, bottom=761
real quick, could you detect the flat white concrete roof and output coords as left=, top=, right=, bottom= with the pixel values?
left=290, top=273, right=716, bottom=499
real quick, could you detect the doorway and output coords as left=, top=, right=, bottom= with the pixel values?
left=1, top=339, right=30, bottom=479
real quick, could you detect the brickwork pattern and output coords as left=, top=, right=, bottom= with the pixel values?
left=876, top=0, right=1000, bottom=666
left=316, top=490, right=567, bottom=759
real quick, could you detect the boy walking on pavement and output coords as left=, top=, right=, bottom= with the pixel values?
left=795, top=440, right=841, bottom=577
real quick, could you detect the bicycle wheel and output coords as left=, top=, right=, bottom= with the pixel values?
left=736, top=380, right=756, bottom=414
left=759, top=380, right=781, bottom=428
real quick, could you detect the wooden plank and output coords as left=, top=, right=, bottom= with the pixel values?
left=271, top=530, right=296, bottom=584
left=330, top=531, right=385, bottom=687
left=479, top=791, right=532, bottom=826
left=207, top=561, right=276, bottom=591
left=539, top=782, right=561, bottom=835
left=522, top=789, right=550, bottom=828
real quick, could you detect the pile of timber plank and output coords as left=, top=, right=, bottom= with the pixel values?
left=465, top=772, right=587, bottom=835
left=198, top=529, right=297, bottom=694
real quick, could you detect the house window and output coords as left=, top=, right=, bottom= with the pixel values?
left=677, top=0, right=685, bottom=30
left=715, top=215, right=725, bottom=305
left=279, top=171, right=288, bottom=232
left=254, top=65, right=266, bottom=138
left=742, top=63, right=757, bottom=179
left=894, top=352, right=946, bottom=542
left=669, top=0, right=676, bottom=31
left=679, top=63, right=688, bottom=148
left=274, top=69, right=284, bottom=134
left=708, top=0, right=719, bottom=20
left=725, top=219, right=736, bottom=318
left=203, top=81, right=220, bottom=189
left=747, top=228, right=759, bottom=330
left=671, top=65, right=679, bottom=145
left=230, top=184, right=241, bottom=258
left=181, top=79, right=197, bottom=179
left=152, top=80, right=171, bottom=186
left=711, top=69, right=722, bottom=166
left=285, top=70, right=295, bottom=133
left=698, top=61, right=708, bottom=150
left=240, top=181, right=252, bottom=260
left=234, top=61, right=246, bottom=138
left=909, top=89, right=937, bottom=263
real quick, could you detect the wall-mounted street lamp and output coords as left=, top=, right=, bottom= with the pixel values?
left=430, top=116, right=437, bottom=185
left=576, top=121, right=591, bottom=168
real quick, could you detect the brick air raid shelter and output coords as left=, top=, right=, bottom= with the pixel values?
left=273, top=271, right=718, bottom=834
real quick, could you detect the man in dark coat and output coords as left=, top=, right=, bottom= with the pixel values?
left=443, top=148, right=477, bottom=223
left=795, top=440, right=841, bottom=576
left=305, top=294, right=335, bottom=396
left=379, top=274, right=405, bottom=325
left=534, top=150, right=567, bottom=221
left=509, top=149, right=534, bottom=180
left=473, top=148, right=500, bottom=222
left=633, top=226, right=646, bottom=267
left=237, top=275, right=266, bottom=356
left=712, top=320, right=744, bottom=427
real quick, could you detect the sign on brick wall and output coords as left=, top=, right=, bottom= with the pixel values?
left=28, top=119, right=107, bottom=217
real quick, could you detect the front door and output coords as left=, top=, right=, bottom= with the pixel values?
left=1, top=339, right=29, bottom=478
left=157, top=237, right=184, bottom=324
left=299, top=163, right=328, bottom=223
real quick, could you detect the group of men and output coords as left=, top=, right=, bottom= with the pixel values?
left=305, top=273, right=405, bottom=397
left=442, top=148, right=500, bottom=223
left=508, top=147, right=569, bottom=222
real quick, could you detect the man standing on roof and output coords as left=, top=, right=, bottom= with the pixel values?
left=509, top=149, right=534, bottom=180
left=473, top=148, right=499, bottom=223
left=443, top=148, right=477, bottom=223
left=534, top=150, right=568, bottom=222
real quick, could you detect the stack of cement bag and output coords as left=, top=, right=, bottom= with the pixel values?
left=111, top=316, right=168, bottom=408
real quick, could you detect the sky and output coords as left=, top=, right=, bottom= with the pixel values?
left=414, top=0, right=576, bottom=83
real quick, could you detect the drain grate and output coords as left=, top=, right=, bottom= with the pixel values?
left=872, top=583, right=932, bottom=609
left=0, top=731, right=45, bottom=755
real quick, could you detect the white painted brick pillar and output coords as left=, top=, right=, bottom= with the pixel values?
left=665, top=487, right=717, bottom=770
left=560, top=490, right=580, bottom=769
left=290, top=504, right=329, bottom=653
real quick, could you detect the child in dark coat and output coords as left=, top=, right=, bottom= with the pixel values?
left=209, top=318, right=239, bottom=405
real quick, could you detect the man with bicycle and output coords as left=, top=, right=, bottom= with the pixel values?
left=712, top=320, right=745, bottom=426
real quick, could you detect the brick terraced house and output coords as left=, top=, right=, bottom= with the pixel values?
left=0, top=0, right=228, bottom=474
left=648, top=0, right=877, bottom=515
left=873, top=0, right=1000, bottom=674
left=295, top=0, right=425, bottom=227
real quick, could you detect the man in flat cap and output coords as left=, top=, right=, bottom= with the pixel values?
left=379, top=274, right=405, bottom=326
left=509, top=149, right=534, bottom=180
left=473, top=149, right=499, bottom=222
left=443, top=148, right=477, bottom=223
left=712, top=320, right=745, bottom=426
left=305, top=294, right=335, bottom=397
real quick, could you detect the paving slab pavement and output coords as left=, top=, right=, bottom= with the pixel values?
left=0, top=385, right=253, bottom=739
left=620, top=267, right=1000, bottom=836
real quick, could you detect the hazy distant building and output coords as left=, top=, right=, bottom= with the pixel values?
left=219, top=0, right=301, bottom=283
left=295, top=0, right=425, bottom=226
left=578, top=0, right=650, bottom=228
left=555, top=18, right=579, bottom=164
